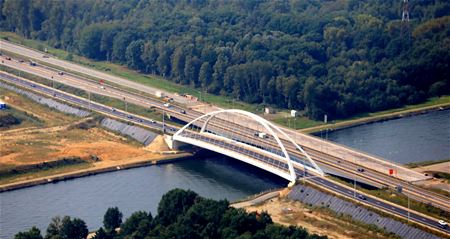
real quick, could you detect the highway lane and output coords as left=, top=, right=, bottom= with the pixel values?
left=2, top=53, right=449, bottom=213
left=0, top=72, right=178, bottom=134
left=0, top=39, right=196, bottom=106
left=2, top=72, right=449, bottom=235
left=184, top=112, right=450, bottom=212
left=0, top=44, right=433, bottom=182
left=179, top=130, right=450, bottom=235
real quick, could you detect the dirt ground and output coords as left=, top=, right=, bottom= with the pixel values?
left=0, top=91, right=175, bottom=185
left=244, top=197, right=395, bottom=239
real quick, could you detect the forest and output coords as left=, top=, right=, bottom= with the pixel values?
left=0, top=0, right=449, bottom=119
left=15, top=189, right=327, bottom=239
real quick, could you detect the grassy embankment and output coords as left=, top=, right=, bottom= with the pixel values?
left=0, top=158, right=92, bottom=185
left=406, top=158, right=450, bottom=168
left=328, top=175, right=450, bottom=221
left=0, top=105, right=43, bottom=129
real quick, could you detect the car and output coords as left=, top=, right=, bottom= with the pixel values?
left=438, top=220, right=448, bottom=228
left=18, top=59, right=24, bottom=63
left=357, top=168, right=365, bottom=172
left=127, top=115, right=133, bottom=119
left=31, top=84, right=36, bottom=87
left=5, top=57, right=11, bottom=60
left=138, top=119, right=143, bottom=123
left=42, top=55, right=49, bottom=58
left=163, top=103, right=170, bottom=107
left=149, top=119, right=155, bottom=123
left=357, top=194, right=366, bottom=200
left=100, top=86, right=105, bottom=90
left=111, top=108, right=116, bottom=112
left=180, top=109, right=186, bottom=114
left=58, top=71, right=64, bottom=75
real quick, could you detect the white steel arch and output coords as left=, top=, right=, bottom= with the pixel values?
left=173, top=109, right=324, bottom=182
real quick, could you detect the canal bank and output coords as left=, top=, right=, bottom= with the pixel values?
left=301, top=99, right=450, bottom=134
left=0, top=151, right=193, bottom=192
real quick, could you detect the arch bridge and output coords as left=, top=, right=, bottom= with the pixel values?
left=172, top=109, right=324, bottom=183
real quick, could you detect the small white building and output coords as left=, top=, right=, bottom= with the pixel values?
left=290, top=110, right=297, bottom=117
left=264, top=107, right=273, bottom=114
left=0, top=100, right=6, bottom=109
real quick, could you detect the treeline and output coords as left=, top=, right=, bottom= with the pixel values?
left=1, top=0, right=449, bottom=120
left=15, top=189, right=326, bottom=239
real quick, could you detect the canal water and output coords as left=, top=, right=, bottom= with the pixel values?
left=322, top=109, right=450, bottom=164
left=1, top=109, right=449, bottom=238
left=0, top=156, right=285, bottom=238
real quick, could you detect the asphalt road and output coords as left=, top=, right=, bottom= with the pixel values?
left=1, top=72, right=449, bottom=235
left=178, top=131, right=450, bottom=235
left=0, top=39, right=195, bottom=106
left=2, top=52, right=449, bottom=212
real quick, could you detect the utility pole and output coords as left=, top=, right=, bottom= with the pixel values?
left=123, top=97, right=127, bottom=113
left=401, top=0, right=411, bottom=42
left=353, top=153, right=357, bottom=198
left=162, top=109, right=165, bottom=134
left=88, top=91, right=91, bottom=110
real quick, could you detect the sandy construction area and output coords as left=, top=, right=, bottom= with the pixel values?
left=244, top=197, right=395, bottom=239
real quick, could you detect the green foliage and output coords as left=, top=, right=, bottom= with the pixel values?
left=156, top=188, right=199, bottom=226
left=1, top=0, right=449, bottom=120
left=44, top=216, right=88, bottom=239
left=103, top=207, right=123, bottom=232
left=120, top=211, right=153, bottom=237
left=15, top=189, right=324, bottom=239
left=14, top=227, right=43, bottom=239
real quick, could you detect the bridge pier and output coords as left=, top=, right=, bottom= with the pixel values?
left=164, top=135, right=188, bottom=150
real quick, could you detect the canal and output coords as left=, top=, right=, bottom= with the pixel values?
left=322, top=109, right=450, bottom=164
left=1, top=109, right=449, bottom=238
left=0, top=156, right=285, bottom=238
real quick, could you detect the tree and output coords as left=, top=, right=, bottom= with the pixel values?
left=45, top=216, right=88, bottom=239
left=199, top=62, right=212, bottom=89
left=112, top=30, right=138, bottom=62
left=103, top=207, right=123, bottom=232
left=120, top=211, right=153, bottom=236
left=125, top=40, right=145, bottom=70
left=184, top=56, right=201, bottom=86
left=91, top=227, right=110, bottom=239
left=78, top=25, right=103, bottom=59
left=14, top=227, right=43, bottom=239
left=171, top=47, right=186, bottom=83
left=156, top=188, right=198, bottom=226
left=156, top=45, right=171, bottom=77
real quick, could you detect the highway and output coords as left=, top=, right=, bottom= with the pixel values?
left=1, top=72, right=449, bottom=235
left=1, top=52, right=450, bottom=212
left=1, top=53, right=449, bottom=234
left=0, top=39, right=195, bottom=106
left=176, top=129, right=450, bottom=235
